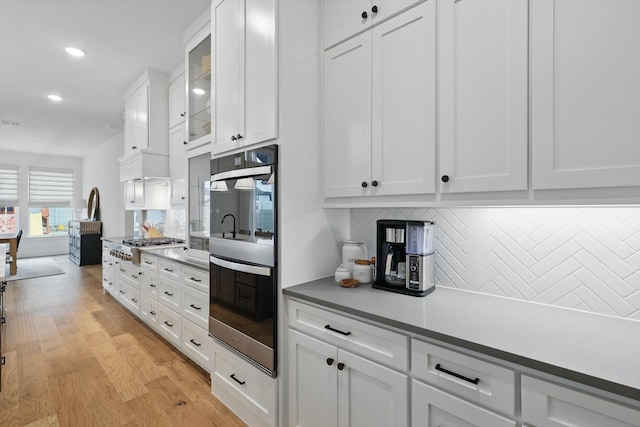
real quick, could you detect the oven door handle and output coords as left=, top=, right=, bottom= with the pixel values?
left=210, top=255, right=271, bottom=277
left=211, top=165, right=273, bottom=182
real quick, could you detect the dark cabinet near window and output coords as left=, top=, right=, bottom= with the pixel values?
left=68, top=221, right=102, bottom=266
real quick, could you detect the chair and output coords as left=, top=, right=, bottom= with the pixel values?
left=5, top=228, right=22, bottom=263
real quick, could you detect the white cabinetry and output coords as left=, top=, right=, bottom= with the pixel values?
left=438, top=0, right=528, bottom=193
left=169, top=72, right=186, bottom=129
left=531, top=0, right=640, bottom=190
left=139, top=253, right=159, bottom=328
left=323, top=0, right=421, bottom=48
left=212, top=0, right=277, bottom=155
left=521, top=376, right=640, bottom=427
left=287, top=300, right=409, bottom=427
left=169, top=123, right=187, bottom=205
left=123, top=180, right=144, bottom=209
left=123, top=69, right=169, bottom=156
left=324, top=1, right=436, bottom=198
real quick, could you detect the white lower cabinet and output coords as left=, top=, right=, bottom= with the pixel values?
left=118, top=280, right=140, bottom=315
left=412, top=380, right=516, bottom=427
left=521, top=376, right=640, bottom=427
left=157, top=303, right=182, bottom=348
left=181, top=318, right=211, bottom=371
left=211, top=340, right=277, bottom=427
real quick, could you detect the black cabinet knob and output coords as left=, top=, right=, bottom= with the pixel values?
left=180, top=112, right=185, bottom=117
left=361, top=181, right=368, bottom=188
left=372, top=5, right=378, bottom=13
left=131, top=146, right=137, bottom=150
left=326, top=358, right=334, bottom=366
left=183, top=140, right=188, bottom=145
left=441, top=175, right=450, bottom=183
left=337, top=362, right=345, bottom=371
left=361, top=11, right=368, bottom=19
left=372, top=180, right=378, bottom=187
left=231, top=135, right=237, bottom=141
left=236, top=134, right=243, bottom=140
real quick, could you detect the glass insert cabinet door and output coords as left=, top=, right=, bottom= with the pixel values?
left=188, top=35, right=212, bottom=143
left=189, top=153, right=211, bottom=252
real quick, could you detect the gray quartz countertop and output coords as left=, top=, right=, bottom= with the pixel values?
left=139, top=247, right=208, bottom=271
left=284, top=277, right=640, bottom=402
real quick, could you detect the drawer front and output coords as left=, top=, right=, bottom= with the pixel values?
left=412, top=339, right=516, bottom=416
left=158, top=276, right=182, bottom=313
left=182, top=318, right=212, bottom=371
left=140, top=297, right=158, bottom=329
left=157, top=303, right=182, bottom=348
left=119, top=281, right=141, bottom=315
left=182, top=286, right=209, bottom=329
left=412, top=380, right=517, bottom=427
left=182, top=266, right=208, bottom=293
left=118, top=262, right=142, bottom=288
left=211, top=342, right=277, bottom=427
left=288, top=299, right=409, bottom=371
left=521, top=376, right=640, bottom=427
left=140, top=253, right=159, bottom=272
left=158, top=259, right=181, bottom=281
left=140, top=272, right=159, bottom=300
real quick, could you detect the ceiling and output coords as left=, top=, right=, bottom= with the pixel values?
left=0, top=0, right=211, bottom=158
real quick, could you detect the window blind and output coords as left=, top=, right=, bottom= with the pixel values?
left=0, top=165, right=19, bottom=204
left=29, top=167, right=75, bottom=206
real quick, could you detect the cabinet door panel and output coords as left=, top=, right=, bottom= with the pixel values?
left=371, top=1, right=436, bottom=196
left=531, top=0, right=640, bottom=189
left=135, top=85, right=149, bottom=150
left=439, top=0, right=528, bottom=193
left=213, top=0, right=241, bottom=153
left=288, top=330, right=338, bottom=427
left=169, top=123, right=187, bottom=204
left=337, top=350, right=408, bottom=427
left=324, top=34, right=372, bottom=198
left=169, top=73, right=185, bottom=128
left=243, top=0, right=277, bottom=146
left=323, top=0, right=371, bottom=48
left=412, top=380, right=516, bottom=427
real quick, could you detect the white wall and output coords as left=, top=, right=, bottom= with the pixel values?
left=0, top=149, right=82, bottom=258
left=83, top=130, right=130, bottom=238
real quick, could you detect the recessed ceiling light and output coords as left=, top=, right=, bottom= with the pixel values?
left=48, top=94, right=63, bottom=102
left=192, top=88, right=206, bottom=95
left=65, top=46, right=85, bottom=57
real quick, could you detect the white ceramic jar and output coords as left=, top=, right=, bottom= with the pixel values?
left=352, top=259, right=372, bottom=284
left=334, top=264, right=351, bottom=282
left=342, top=241, right=367, bottom=272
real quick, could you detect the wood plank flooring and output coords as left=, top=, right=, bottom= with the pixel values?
left=0, top=256, right=246, bottom=427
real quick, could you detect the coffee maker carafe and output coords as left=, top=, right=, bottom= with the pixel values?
left=373, top=219, right=436, bottom=297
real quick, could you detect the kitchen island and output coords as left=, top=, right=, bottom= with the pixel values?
left=284, top=278, right=640, bottom=426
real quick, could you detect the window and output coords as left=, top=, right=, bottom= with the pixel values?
left=28, top=167, right=75, bottom=237
left=0, top=165, right=19, bottom=234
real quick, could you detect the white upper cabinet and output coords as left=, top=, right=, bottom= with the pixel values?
left=123, top=69, right=169, bottom=156
left=324, top=1, right=436, bottom=198
left=212, top=0, right=277, bottom=156
left=169, top=72, right=186, bottom=129
left=438, top=0, right=528, bottom=194
left=531, top=0, right=640, bottom=190
left=169, top=123, right=187, bottom=205
left=324, top=0, right=421, bottom=48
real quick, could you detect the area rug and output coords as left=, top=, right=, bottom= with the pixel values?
left=4, top=257, right=65, bottom=281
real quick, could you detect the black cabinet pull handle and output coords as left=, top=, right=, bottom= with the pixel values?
left=372, top=180, right=378, bottom=187
left=150, top=284, right=156, bottom=288
left=120, top=268, right=125, bottom=272
left=361, top=181, right=368, bottom=188
left=132, top=145, right=137, bottom=150
left=326, top=358, right=334, bottom=366
left=189, top=304, right=201, bottom=310
left=230, top=373, right=246, bottom=385
left=131, top=298, right=138, bottom=303
left=164, top=268, right=174, bottom=272
left=144, top=261, right=152, bottom=264
left=150, top=311, right=156, bottom=315
left=164, top=321, right=173, bottom=327
left=337, top=362, right=345, bottom=371
left=372, top=5, right=378, bottom=13
left=435, top=363, right=480, bottom=385
left=164, top=291, right=174, bottom=296
left=190, top=339, right=202, bottom=347
left=132, top=274, right=138, bottom=279
left=180, top=112, right=185, bottom=117
left=120, top=290, right=126, bottom=294
left=361, top=11, right=368, bottom=19
left=441, top=175, right=450, bottom=183
left=325, top=324, right=351, bottom=336
left=190, top=277, right=202, bottom=283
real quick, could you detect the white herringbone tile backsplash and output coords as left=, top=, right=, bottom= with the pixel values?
left=350, top=207, right=640, bottom=321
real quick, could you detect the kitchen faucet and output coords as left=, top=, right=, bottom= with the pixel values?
left=221, top=214, right=236, bottom=239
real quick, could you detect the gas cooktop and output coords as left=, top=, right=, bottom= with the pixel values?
left=121, top=237, right=185, bottom=247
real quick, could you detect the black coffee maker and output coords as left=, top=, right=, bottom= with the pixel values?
left=373, top=219, right=436, bottom=297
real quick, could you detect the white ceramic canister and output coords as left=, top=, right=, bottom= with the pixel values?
left=334, top=264, right=351, bottom=282
left=342, top=241, right=367, bottom=272
left=352, top=259, right=372, bottom=284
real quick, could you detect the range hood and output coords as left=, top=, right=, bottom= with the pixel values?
left=119, top=151, right=169, bottom=182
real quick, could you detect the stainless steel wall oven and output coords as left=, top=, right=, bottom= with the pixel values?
left=209, top=145, right=277, bottom=376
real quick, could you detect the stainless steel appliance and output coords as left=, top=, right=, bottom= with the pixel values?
left=209, top=145, right=277, bottom=376
left=110, top=237, right=185, bottom=265
left=372, top=219, right=436, bottom=297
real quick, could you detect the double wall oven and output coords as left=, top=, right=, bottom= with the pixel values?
left=209, top=145, right=277, bottom=376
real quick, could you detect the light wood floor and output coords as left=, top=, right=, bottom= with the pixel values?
left=0, top=256, right=246, bottom=427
